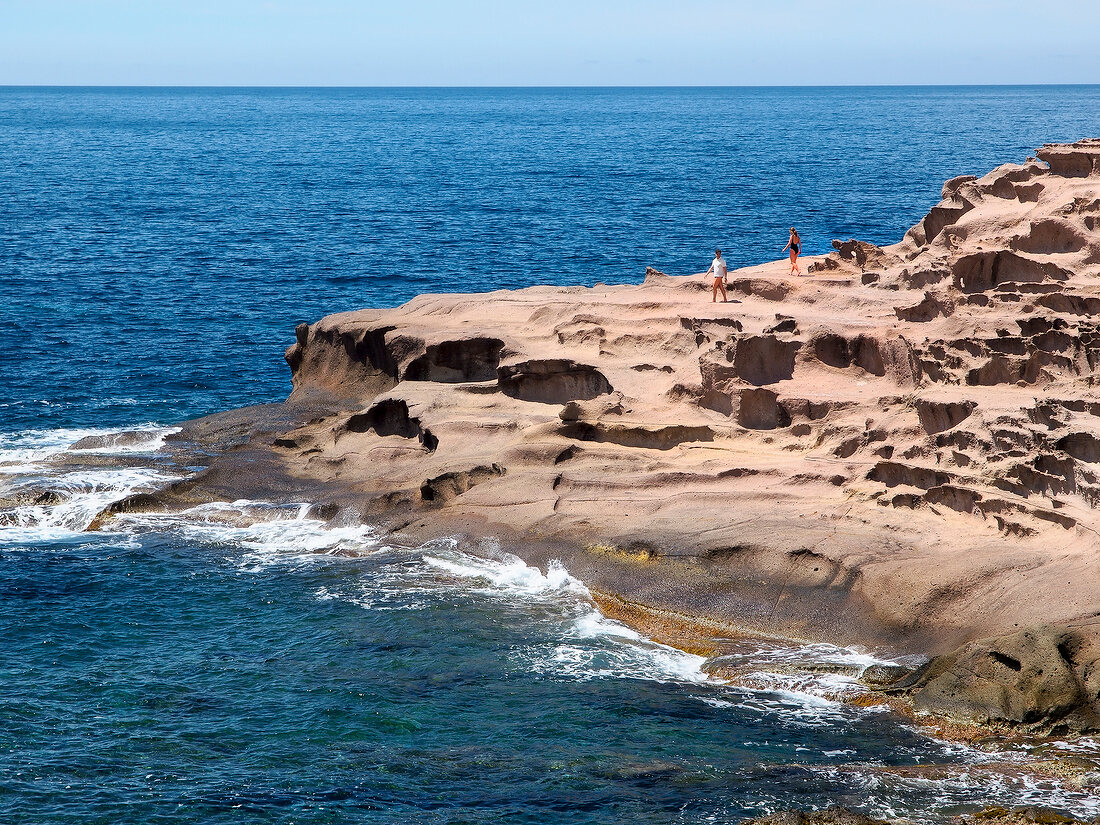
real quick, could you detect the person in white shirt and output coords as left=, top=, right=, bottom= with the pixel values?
left=706, top=249, right=728, bottom=303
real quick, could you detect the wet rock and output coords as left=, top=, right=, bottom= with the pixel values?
left=739, top=806, right=890, bottom=825
left=69, top=431, right=157, bottom=451
left=859, top=663, right=916, bottom=688
left=741, top=806, right=1098, bottom=825
left=34, top=490, right=64, bottom=506
left=884, top=625, right=1100, bottom=735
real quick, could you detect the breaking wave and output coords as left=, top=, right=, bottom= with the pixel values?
left=4, top=424, right=1100, bottom=820
left=0, top=425, right=180, bottom=541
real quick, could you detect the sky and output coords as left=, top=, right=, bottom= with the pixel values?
left=2, top=0, right=1099, bottom=86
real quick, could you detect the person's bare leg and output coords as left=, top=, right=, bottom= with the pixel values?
left=719, top=282, right=727, bottom=302
left=712, top=280, right=718, bottom=302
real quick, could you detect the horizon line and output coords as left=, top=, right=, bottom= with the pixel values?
left=3, top=82, right=1100, bottom=90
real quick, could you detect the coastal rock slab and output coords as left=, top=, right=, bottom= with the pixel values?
left=103, top=141, right=1100, bottom=686
left=887, top=624, right=1100, bottom=734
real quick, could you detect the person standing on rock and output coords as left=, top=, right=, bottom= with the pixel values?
left=706, top=249, right=729, bottom=302
left=783, top=228, right=802, bottom=276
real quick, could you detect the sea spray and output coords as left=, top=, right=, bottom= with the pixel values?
left=3, top=426, right=1100, bottom=821
left=0, top=426, right=181, bottom=541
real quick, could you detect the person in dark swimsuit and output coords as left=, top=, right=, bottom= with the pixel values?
left=782, top=227, right=802, bottom=276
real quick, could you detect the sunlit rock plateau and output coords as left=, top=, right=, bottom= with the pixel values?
left=100, top=140, right=1100, bottom=732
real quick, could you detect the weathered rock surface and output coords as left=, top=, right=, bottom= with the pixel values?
left=740, top=808, right=891, bottom=825
left=741, top=806, right=1100, bottom=825
left=882, top=622, right=1100, bottom=735
left=96, top=141, right=1100, bottom=718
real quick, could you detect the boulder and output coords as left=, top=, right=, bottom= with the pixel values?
left=886, top=625, right=1100, bottom=734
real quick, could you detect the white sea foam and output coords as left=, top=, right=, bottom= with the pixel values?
left=0, top=424, right=177, bottom=473
left=67, top=426, right=180, bottom=454
left=0, top=425, right=181, bottom=541
left=727, top=640, right=899, bottom=677
left=411, top=547, right=712, bottom=684
left=696, top=696, right=738, bottom=709
left=705, top=638, right=904, bottom=713
left=0, top=428, right=108, bottom=473
left=536, top=624, right=711, bottom=685
left=422, top=552, right=589, bottom=598
left=114, top=500, right=386, bottom=569
left=729, top=668, right=875, bottom=709
left=807, top=760, right=1100, bottom=822
left=0, top=466, right=173, bottom=541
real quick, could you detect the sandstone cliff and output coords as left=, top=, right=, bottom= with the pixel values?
left=100, top=140, right=1100, bottom=731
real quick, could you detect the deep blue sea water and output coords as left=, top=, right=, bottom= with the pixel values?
left=4, top=87, right=1100, bottom=824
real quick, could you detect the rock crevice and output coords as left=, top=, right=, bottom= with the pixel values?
left=105, top=141, right=1100, bottom=734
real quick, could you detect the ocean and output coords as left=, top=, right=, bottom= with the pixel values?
left=3, top=86, right=1100, bottom=824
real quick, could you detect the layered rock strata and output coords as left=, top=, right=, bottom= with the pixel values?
left=98, top=140, right=1100, bottom=731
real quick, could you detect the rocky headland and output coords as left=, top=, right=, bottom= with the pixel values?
left=94, top=139, right=1100, bottom=735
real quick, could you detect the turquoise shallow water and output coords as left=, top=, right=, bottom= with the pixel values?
left=4, top=88, right=1100, bottom=823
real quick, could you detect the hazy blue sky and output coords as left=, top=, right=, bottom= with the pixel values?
left=3, top=0, right=1098, bottom=86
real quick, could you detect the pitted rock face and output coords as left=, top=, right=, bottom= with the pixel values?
left=886, top=624, right=1100, bottom=735
left=497, top=359, right=613, bottom=403
left=105, top=141, right=1100, bottom=698
left=403, top=338, right=505, bottom=383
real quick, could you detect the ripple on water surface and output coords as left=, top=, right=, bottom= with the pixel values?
left=3, top=429, right=1100, bottom=824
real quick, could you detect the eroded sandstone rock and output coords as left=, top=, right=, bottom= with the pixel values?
left=741, top=807, right=1099, bottom=825
left=99, top=140, right=1100, bottom=680
left=884, top=624, right=1100, bottom=735
left=497, top=359, right=612, bottom=403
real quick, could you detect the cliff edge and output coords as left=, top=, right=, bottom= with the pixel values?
left=103, top=140, right=1100, bottom=732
